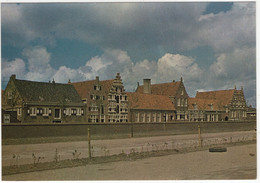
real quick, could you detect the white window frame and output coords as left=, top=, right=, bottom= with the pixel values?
left=30, top=107, right=37, bottom=116
left=43, top=108, right=49, bottom=116
left=76, top=108, right=81, bottom=116
left=66, top=108, right=71, bottom=116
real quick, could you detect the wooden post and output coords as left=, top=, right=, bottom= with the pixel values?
left=88, top=128, right=91, bottom=159
left=131, top=121, right=133, bottom=138
left=198, top=124, right=202, bottom=147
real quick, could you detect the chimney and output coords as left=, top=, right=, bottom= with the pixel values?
left=172, top=80, right=175, bottom=82
left=52, top=78, right=55, bottom=84
left=68, top=79, right=71, bottom=84
left=96, top=76, right=99, bottom=81
left=143, top=79, right=151, bottom=94
left=10, top=74, right=16, bottom=80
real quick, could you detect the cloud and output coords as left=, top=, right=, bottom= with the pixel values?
left=198, top=3, right=255, bottom=52
left=2, top=2, right=255, bottom=56
left=1, top=58, right=26, bottom=81
left=1, top=46, right=256, bottom=106
left=209, top=47, right=255, bottom=81
left=22, top=46, right=56, bottom=82
left=52, top=66, right=85, bottom=83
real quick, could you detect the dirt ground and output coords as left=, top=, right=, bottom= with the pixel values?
left=2, top=130, right=255, bottom=167
left=2, top=143, right=256, bottom=180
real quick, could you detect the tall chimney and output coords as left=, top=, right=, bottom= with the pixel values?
left=143, top=79, right=151, bottom=94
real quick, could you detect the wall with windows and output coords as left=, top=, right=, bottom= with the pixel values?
left=130, top=109, right=175, bottom=123
left=19, top=105, right=86, bottom=123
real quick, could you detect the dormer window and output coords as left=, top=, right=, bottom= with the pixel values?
left=94, top=85, right=101, bottom=91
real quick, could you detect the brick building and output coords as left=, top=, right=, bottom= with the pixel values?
left=188, top=98, right=224, bottom=122
left=2, top=75, right=86, bottom=123
left=71, top=73, right=129, bottom=123
left=127, top=92, right=175, bottom=122
left=136, top=78, right=189, bottom=120
left=195, top=87, right=248, bottom=121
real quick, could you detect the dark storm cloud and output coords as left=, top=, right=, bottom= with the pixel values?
left=2, top=3, right=207, bottom=50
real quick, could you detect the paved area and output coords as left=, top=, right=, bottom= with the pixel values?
left=2, top=144, right=256, bottom=180
left=2, top=131, right=256, bottom=167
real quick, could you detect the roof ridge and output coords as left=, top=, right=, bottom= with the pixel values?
left=14, top=79, right=69, bottom=86
left=138, top=81, right=180, bottom=87
left=72, top=78, right=114, bottom=84
left=197, top=89, right=235, bottom=93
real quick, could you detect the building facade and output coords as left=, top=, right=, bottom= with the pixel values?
left=127, top=92, right=175, bottom=122
left=136, top=78, right=189, bottom=120
left=2, top=75, right=86, bottom=123
left=188, top=98, right=224, bottom=122
left=71, top=73, right=129, bottom=123
left=195, top=87, right=248, bottom=121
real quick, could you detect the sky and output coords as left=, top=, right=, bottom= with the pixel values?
left=1, top=2, right=256, bottom=107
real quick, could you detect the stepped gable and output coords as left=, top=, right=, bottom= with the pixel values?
left=13, top=79, right=82, bottom=103
left=127, top=92, right=175, bottom=110
left=71, top=79, right=114, bottom=99
left=136, top=81, right=181, bottom=96
left=195, top=89, right=235, bottom=106
left=188, top=97, right=223, bottom=111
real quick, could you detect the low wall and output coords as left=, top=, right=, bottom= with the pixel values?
left=2, top=121, right=256, bottom=139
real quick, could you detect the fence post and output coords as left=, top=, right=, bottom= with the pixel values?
left=131, top=121, right=134, bottom=138
left=198, top=124, right=202, bottom=147
left=88, top=127, right=91, bottom=159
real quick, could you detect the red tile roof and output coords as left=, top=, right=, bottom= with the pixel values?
left=127, top=92, right=175, bottom=111
left=136, top=81, right=181, bottom=96
left=188, top=98, right=223, bottom=111
left=195, top=89, right=235, bottom=106
left=71, top=79, right=114, bottom=99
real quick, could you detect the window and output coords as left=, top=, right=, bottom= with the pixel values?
left=116, top=106, right=119, bottom=113
left=81, top=109, right=84, bottom=115
left=71, top=109, right=77, bottom=115
left=82, top=98, right=87, bottom=103
left=30, top=107, right=37, bottom=116
left=37, top=108, right=43, bottom=115
left=115, top=96, right=119, bottom=103
left=90, top=95, right=95, bottom=100
left=135, top=113, right=139, bottom=122
left=7, top=91, right=13, bottom=99
left=152, top=113, right=156, bottom=122
left=4, top=114, right=10, bottom=123
left=181, top=90, right=184, bottom=95
left=101, top=105, right=104, bottom=114
left=177, top=98, right=180, bottom=106
left=43, top=108, right=49, bottom=116
left=76, top=108, right=81, bottom=116
left=66, top=108, right=71, bottom=116
left=17, top=108, right=22, bottom=116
